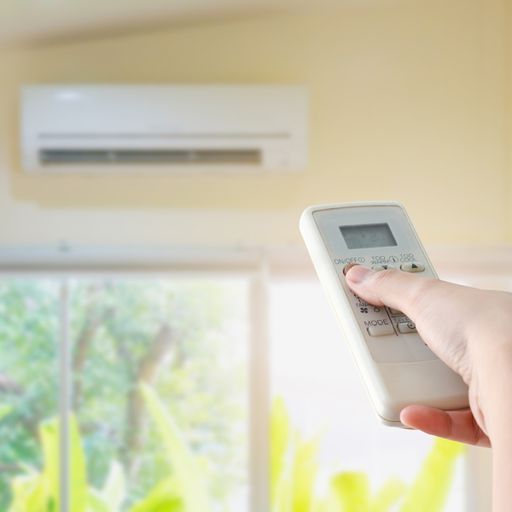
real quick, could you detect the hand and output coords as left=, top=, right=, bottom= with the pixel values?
left=345, top=265, right=512, bottom=447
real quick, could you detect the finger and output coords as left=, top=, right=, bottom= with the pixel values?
left=345, top=265, right=453, bottom=320
left=400, top=405, right=490, bottom=447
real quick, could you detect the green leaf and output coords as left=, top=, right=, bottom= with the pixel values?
left=8, top=418, right=60, bottom=512
left=39, top=418, right=60, bottom=512
left=400, top=438, right=465, bottom=512
left=8, top=416, right=89, bottom=512
left=370, top=478, right=406, bottom=512
left=8, top=473, right=47, bottom=512
left=331, top=472, right=371, bottom=512
left=0, top=404, right=13, bottom=422
left=139, top=383, right=212, bottom=512
left=289, top=436, right=319, bottom=512
left=86, top=490, right=111, bottom=512
left=98, top=461, right=126, bottom=512
left=69, top=415, right=88, bottom=512
left=129, top=477, right=183, bottom=512
left=271, top=397, right=292, bottom=508
left=270, top=397, right=322, bottom=512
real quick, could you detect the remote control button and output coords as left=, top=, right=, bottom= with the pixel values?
left=372, top=264, right=397, bottom=271
left=398, top=321, right=417, bottom=334
left=388, top=307, right=404, bottom=316
left=400, top=262, right=425, bottom=273
left=343, top=263, right=358, bottom=275
left=367, top=324, right=395, bottom=337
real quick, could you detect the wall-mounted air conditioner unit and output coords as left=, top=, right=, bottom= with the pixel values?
left=21, top=85, right=308, bottom=173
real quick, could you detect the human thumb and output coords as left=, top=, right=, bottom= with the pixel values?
left=345, top=264, right=433, bottom=318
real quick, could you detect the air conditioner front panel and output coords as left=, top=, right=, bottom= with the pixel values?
left=21, top=85, right=308, bottom=172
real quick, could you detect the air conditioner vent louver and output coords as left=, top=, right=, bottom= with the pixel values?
left=39, top=148, right=261, bottom=165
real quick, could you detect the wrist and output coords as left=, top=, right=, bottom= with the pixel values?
left=474, top=343, right=512, bottom=440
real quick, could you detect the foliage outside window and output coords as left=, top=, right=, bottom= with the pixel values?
left=0, top=273, right=470, bottom=511
left=0, top=278, right=249, bottom=511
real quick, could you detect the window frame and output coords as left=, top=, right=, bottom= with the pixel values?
left=266, top=244, right=501, bottom=511
left=0, top=243, right=505, bottom=511
left=0, top=247, right=270, bottom=512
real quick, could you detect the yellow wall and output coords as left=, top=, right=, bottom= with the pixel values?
left=0, top=0, right=509, bottom=247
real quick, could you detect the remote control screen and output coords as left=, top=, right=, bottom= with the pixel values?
left=339, top=223, right=397, bottom=249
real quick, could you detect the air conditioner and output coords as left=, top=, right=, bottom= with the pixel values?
left=21, top=85, right=308, bottom=173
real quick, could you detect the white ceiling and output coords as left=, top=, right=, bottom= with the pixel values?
left=0, top=0, right=354, bottom=47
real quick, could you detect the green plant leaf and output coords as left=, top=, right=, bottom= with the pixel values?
left=271, top=397, right=323, bottom=512
left=87, top=490, right=111, bottom=512
left=8, top=416, right=89, bottom=512
left=8, top=473, right=47, bottom=512
left=271, top=397, right=292, bottom=508
left=290, top=435, right=319, bottom=512
left=0, top=404, right=13, bottom=422
left=370, top=478, right=406, bottom=512
left=69, top=415, right=88, bottom=512
left=39, top=418, right=60, bottom=512
left=129, top=477, right=183, bottom=512
left=400, top=438, right=465, bottom=512
left=139, top=383, right=211, bottom=512
left=331, top=472, right=371, bottom=512
left=98, top=461, right=126, bottom=512
left=9, top=418, right=61, bottom=512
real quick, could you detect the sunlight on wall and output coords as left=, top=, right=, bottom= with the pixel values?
left=0, top=0, right=510, bottom=248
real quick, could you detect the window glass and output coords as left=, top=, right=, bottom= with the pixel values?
left=0, top=279, right=59, bottom=509
left=69, top=277, right=250, bottom=510
left=270, top=278, right=466, bottom=510
left=0, top=269, right=475, bottom=510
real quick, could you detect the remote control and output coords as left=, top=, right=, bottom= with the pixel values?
left=300, top=201, right=468, bottom=427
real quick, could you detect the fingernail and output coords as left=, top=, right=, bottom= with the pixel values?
left=399, top=410, right=412, bottom=427
left=342, top=262, right=359, bottom=275
left=345, top=265, right=373, bottom=283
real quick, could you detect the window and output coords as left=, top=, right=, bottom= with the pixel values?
left=270, top=277, right=466, bottom=510
left=0, top=272, right=253, bottom=511
left=0, top=279, right=59, bottom=507
left=0, top=247, right=501, bottom=511
left=267, top=248, right=510, bottom=511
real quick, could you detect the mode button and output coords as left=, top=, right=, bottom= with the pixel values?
left=367, top=324, right=395, bottom=337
